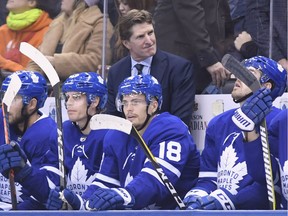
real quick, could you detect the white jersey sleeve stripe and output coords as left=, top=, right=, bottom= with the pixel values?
left=40, top=166, right=62, bottom=176
left=46, top=176, right=56, bottom=189
left=95, top=173, right=121, bottom=186
left=157, top=158, right=181, bottom=177
left=199, top=171, right=218, bottom=178
left=144, top=157, right=181, bottom=178
left=142, top=167, right=164, bottom=185
left=91, top=181, right=109, bottom=188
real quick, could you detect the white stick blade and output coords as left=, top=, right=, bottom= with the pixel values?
left=90, top=114, right=132, bottom=135
left=19, top=42, right=60, bottom=86
left=2, top=74, right=22, bottom=112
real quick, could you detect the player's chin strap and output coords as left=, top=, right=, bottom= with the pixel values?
left=74, top=105, right=93, bottom=132
left=136, top=113, right=151, bottom=131
left=123, top=105, right=155, bottom=132
left=15, top=105, right=38, bottom=136
left=233, top=92, right=253, bottom=103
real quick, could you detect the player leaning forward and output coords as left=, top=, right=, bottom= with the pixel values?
left=50, top=74, right=200, bottom=210
left=183, top=56, right=287, bottom=210
left=0, top=71, right=59, bottom=210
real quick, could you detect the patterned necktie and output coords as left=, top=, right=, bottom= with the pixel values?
left=135, top=64, right=144, bottom=75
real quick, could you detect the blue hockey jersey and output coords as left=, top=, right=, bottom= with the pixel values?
left=269, top=109, right=288, bottom=209
left=192, top=107, right=281, bottom=210
left=63, top=120, right=108, bottom=196
left=84, top=112, right=200, bottom=209
left=0, top=109, right=60, bottom=210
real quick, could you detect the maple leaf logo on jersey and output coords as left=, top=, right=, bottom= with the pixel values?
left=218, top=144, right=247, bottom=195
left=280, top=160, right=288, bottom=201
left=66, top=158, right=97, bottom=196
left=0, top=174, right=23, bottom=209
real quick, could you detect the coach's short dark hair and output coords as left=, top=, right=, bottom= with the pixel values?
left=118, top=9, right=153, bottom=41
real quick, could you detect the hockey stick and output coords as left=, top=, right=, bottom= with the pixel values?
left=90, top=114, right=186, bottom=210
left=1, top=73, right=22, bottom=210
left=19, top=43, right=67, bottom=202
left=222, top=54, right=276, bottom=210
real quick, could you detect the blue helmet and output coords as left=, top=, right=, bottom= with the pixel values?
left=1, top=71, right=48, bottom=108
left=243, top=56, right=287, bottom=100
left=116, top=74, right=163, bottom=112
left=62, top=72, right=107, bottom=110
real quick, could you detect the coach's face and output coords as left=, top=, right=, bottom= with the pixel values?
left=123, top=22, right=156, bottom=62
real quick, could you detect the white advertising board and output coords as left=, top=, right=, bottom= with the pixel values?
left=189, top=93, right=288, bottom=152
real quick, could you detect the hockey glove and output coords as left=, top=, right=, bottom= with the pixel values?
left=188, top=189, right=236, bottom=210
left=232, top=87, right=272, bottom=131
left=46, top=187, right=63, bottom=210
left=85, top=188, right=135, bottom=210
left=0, top=141, right=32, bottom=182
left=61, top=189, right=84, bottom=210
left=182, top=189, right=208, bottom=210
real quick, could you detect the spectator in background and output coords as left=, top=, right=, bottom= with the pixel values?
left=111, top=0, right=157, bottom=63
left=270, top=0, right=287, bottom=71
left=233, top=31, right=258, bottom=60
left=228, top=0, right=269, bottom=62
left=153, top=0, right=233, bottom=94
left=26, top=0, right=114, bottom=82
left=106, top=9, right=195, bottom=126
left=97, top=0, right=119, bottom=27
left=0, top=0, right=8, bottom=26
left=40, top=0, right=62, bottom=19
left=229, top=0, right=287, bottom=72
left=0, top=0, right=52, bottom=72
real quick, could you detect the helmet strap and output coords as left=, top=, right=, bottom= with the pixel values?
left=136, top=105, right=153, bottom=131
left=233, top=92, right=253, bottom=104
left=79, top=104, right=93, bottom=132
left=12, top=105, right=32, bottom=136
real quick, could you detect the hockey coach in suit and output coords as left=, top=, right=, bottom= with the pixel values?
left=105, top=9, right=195, bottom=126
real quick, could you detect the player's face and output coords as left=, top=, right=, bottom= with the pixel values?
left=123, top=23, right=156, bottom=62
left=8, top=95, right=24, bottom=125
left=231, top=67, right=261, bottom=101
left=122, top=94, right=151, bottom=129
left=64, top=91, right=89, bottom=127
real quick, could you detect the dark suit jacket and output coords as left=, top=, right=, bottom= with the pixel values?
left=105, top=49, right=195, bottom=126
left=153, top=0, right=233, bottom=93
